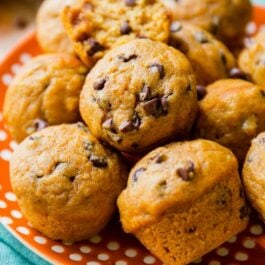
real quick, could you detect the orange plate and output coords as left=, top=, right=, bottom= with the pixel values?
left=1, top=6, right=265, bottom=265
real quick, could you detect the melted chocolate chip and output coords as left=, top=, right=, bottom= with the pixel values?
left=120, top=21, right=132, bottom=35
left=132, top=112, right=141, bottom=129
left=177, top=161, right=195, bottom=181
left=102, top=118, right=113, bottom=130
left=261, top=90, right=265, bottom=97
left=186, top=227, right=196, bottom=233
left=196, top=85, right=207, bottom=100
left=139, top=84, right=151, bottom=101
left=240, top=205, right=250, bottom=219
left=69, top=176, right=76, bottom=182
left=220, top=52, right=227, bottom=66
left=36, top=175, right=43, bottom=179
left=229, top=68, right=247, bottom=80
left=154, top=154, right=167, bottom=164
left=170, top=21, right=182, bottom=32
left=119, top=54, right=138, bottom=62
left=132, top=167, right=146, bottom=182
left=194, top=32, right=209, bottom=44
left=86, top=39, right=103, bottom=56
left=33, top=119, right=48, bottom=132
left=119, top=121, right=134, bottom=133
left=125, top=0, right=136, bottom=6
left=150, top=63, right=165, bottom=79
left=93, top=78, right=107, bottom=90
left=90, top=154, right=108, bottom=168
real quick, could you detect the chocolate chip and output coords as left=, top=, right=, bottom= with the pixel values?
left=132, top=112, right=141, bottom=128
left=119, top=54, right=138, bottom=62
left=177, top=161, right=195, bottom=181
left=186, top=227, right=196, bottom=233
left=220, top=52, right=227, bottom=66
left=36, top=175, right=43, bottom=179
left=15, top=17, right=28, bottom=29
left=160, top=96, right=168, bottom=114
left=102, top=118, right=113, bottom=130
left=194, top=32, right=209, bottom=44
left=211, top=16, right=220, bottom=35
left=90, top=154, right=108, bottom=168
left=86, top=38, right=103, bottom=56
left=143, top=98, right=160, bottom=116
left=132, top=167, right=146, bottom=182
left=196, top=85, right=207, bottom=100
left=261, top=90, right=265, bottom=97
left=93, top=78, right=106, bottom=90
left=33, top=119, right=48, bottom=132
left=119, top=121, right=134, bottom=133
left=240, top=205, right=250, bottom=219
left=125, top=0, right=136, bottom=6
left=170, top=21, right=182, bottom=32
left=76, top=32, right=90, bottom=42
left=239, top=187, right=245, bottom=198
left=69, top=176, right=76, bottom=182
left=154, top=154, right=167, bottom=164
left=139, top=84, right=151, bottom=101
left=120, top=21, right=132, bottom=35
left=229, top=68, right=247, bottom=80
left=150, top=63, right=165, bottom=79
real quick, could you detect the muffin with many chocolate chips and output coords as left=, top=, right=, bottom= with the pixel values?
left=3, top=54, right=88, bottom=143
left=169, top=22, right=236, bottom=85
left=10, top=123, right=127, bottom=242
left=195, top=79, right=265, bottom=163
left=243, top=132, right=265, bottom=221
left=80, top=39, right=198, bottom=153
left=118, top=139, right=248, bottom=265
left=62, top=0, right=170, bottom=66
left=238, top=30, right=265, bottom=86
left=161, top=0, right=252, bottom=49
left=37, top=0, right=79, bottom=54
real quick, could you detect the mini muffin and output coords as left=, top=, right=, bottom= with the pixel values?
left=161, top=0, right=252, bottom=49
left=80, top=39, right=198, bottom=153
left=37, top=0, right=78, bottom=54
left=118, top=139, right=248, bottom=265
left=243, top=132, right=265, bottom=221
left=169, top=22, right=236, bottom=85
left=10, top=123, right=127, bottom=242
left=239, top=30, right=265, bottom=86
left=195, top=79, right=265, bottom=163
left=3, top=54, right=88, bottom=143
left=62, top=0, right=170, bottom=66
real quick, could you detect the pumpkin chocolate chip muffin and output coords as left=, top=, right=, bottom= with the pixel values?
left=62, top=0, right=170, bottom=66
left=169, top=22, right=236, bottom=85
left=161, top=0, right=252, bottom=49
left=80, top=39, right=198, bottom=153
left=3, top=54, right=88, bottom=143
left=37, top=0, right=78, bottom=54
left=195, top=79, right=265, bottom=163
left=238, top=30, right=265, bottom=86
left=243, top=132, right=265, bottom=221
left=10, top=123, right=128, bottom=242
left=118, top=139, right=248, bottom=265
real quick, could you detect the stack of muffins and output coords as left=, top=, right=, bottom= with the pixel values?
left=4, top=0, right=265, bottom=264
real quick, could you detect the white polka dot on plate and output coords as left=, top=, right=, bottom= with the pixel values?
left=125, top=249, right=138, bottom=258
left=11, top=63, right=22, bottom=74
left=69, top=253, right=82, bottom=261
left=11, top=210, right=22, bottom=219
left=209, top=261, right=221, bottom=265
left=216, top=247, right=229, bottom=257
left=235, top=252, right=249, bottom=261
left=62, top=241, right=73, bottom=246
left=1, top=149, right=13, bottom=161
left=115, top=261, right=127, bottom=265
left=143, top=255, right=156, bottom=264
left=227, top=236, right=237, bottom=243
left=34, top=236, right=47, bottom=245
left=5, top=192, right=16, bottom=201
left=80, top=246, right=91, bottom=254
left=16, top=226, right=30, bottom=235
left=0, top=130, right=7, bottom=141
left=10, top=141, right=18, bottom=150
left=89, top=235, right=102, bottom=244
left=2, top=74, right=13, bottom=86
left=0, top=200, right=7, bottom=208
left=86, top=262, right=100, bottom=265
left=243, top=239, right=256, bottom=249
left=97, top=253, right=109, bottom=261
left=0, top=217, right=13, bottom=225
left=246, top=22, right=257, bottom=35
left=51, top=245, right=65, bottom=253
left=250, top=225, right=263, bottom=235
left=20, top=53, right=32, bottom=64
left=107, top=241, right=120, bottom=251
